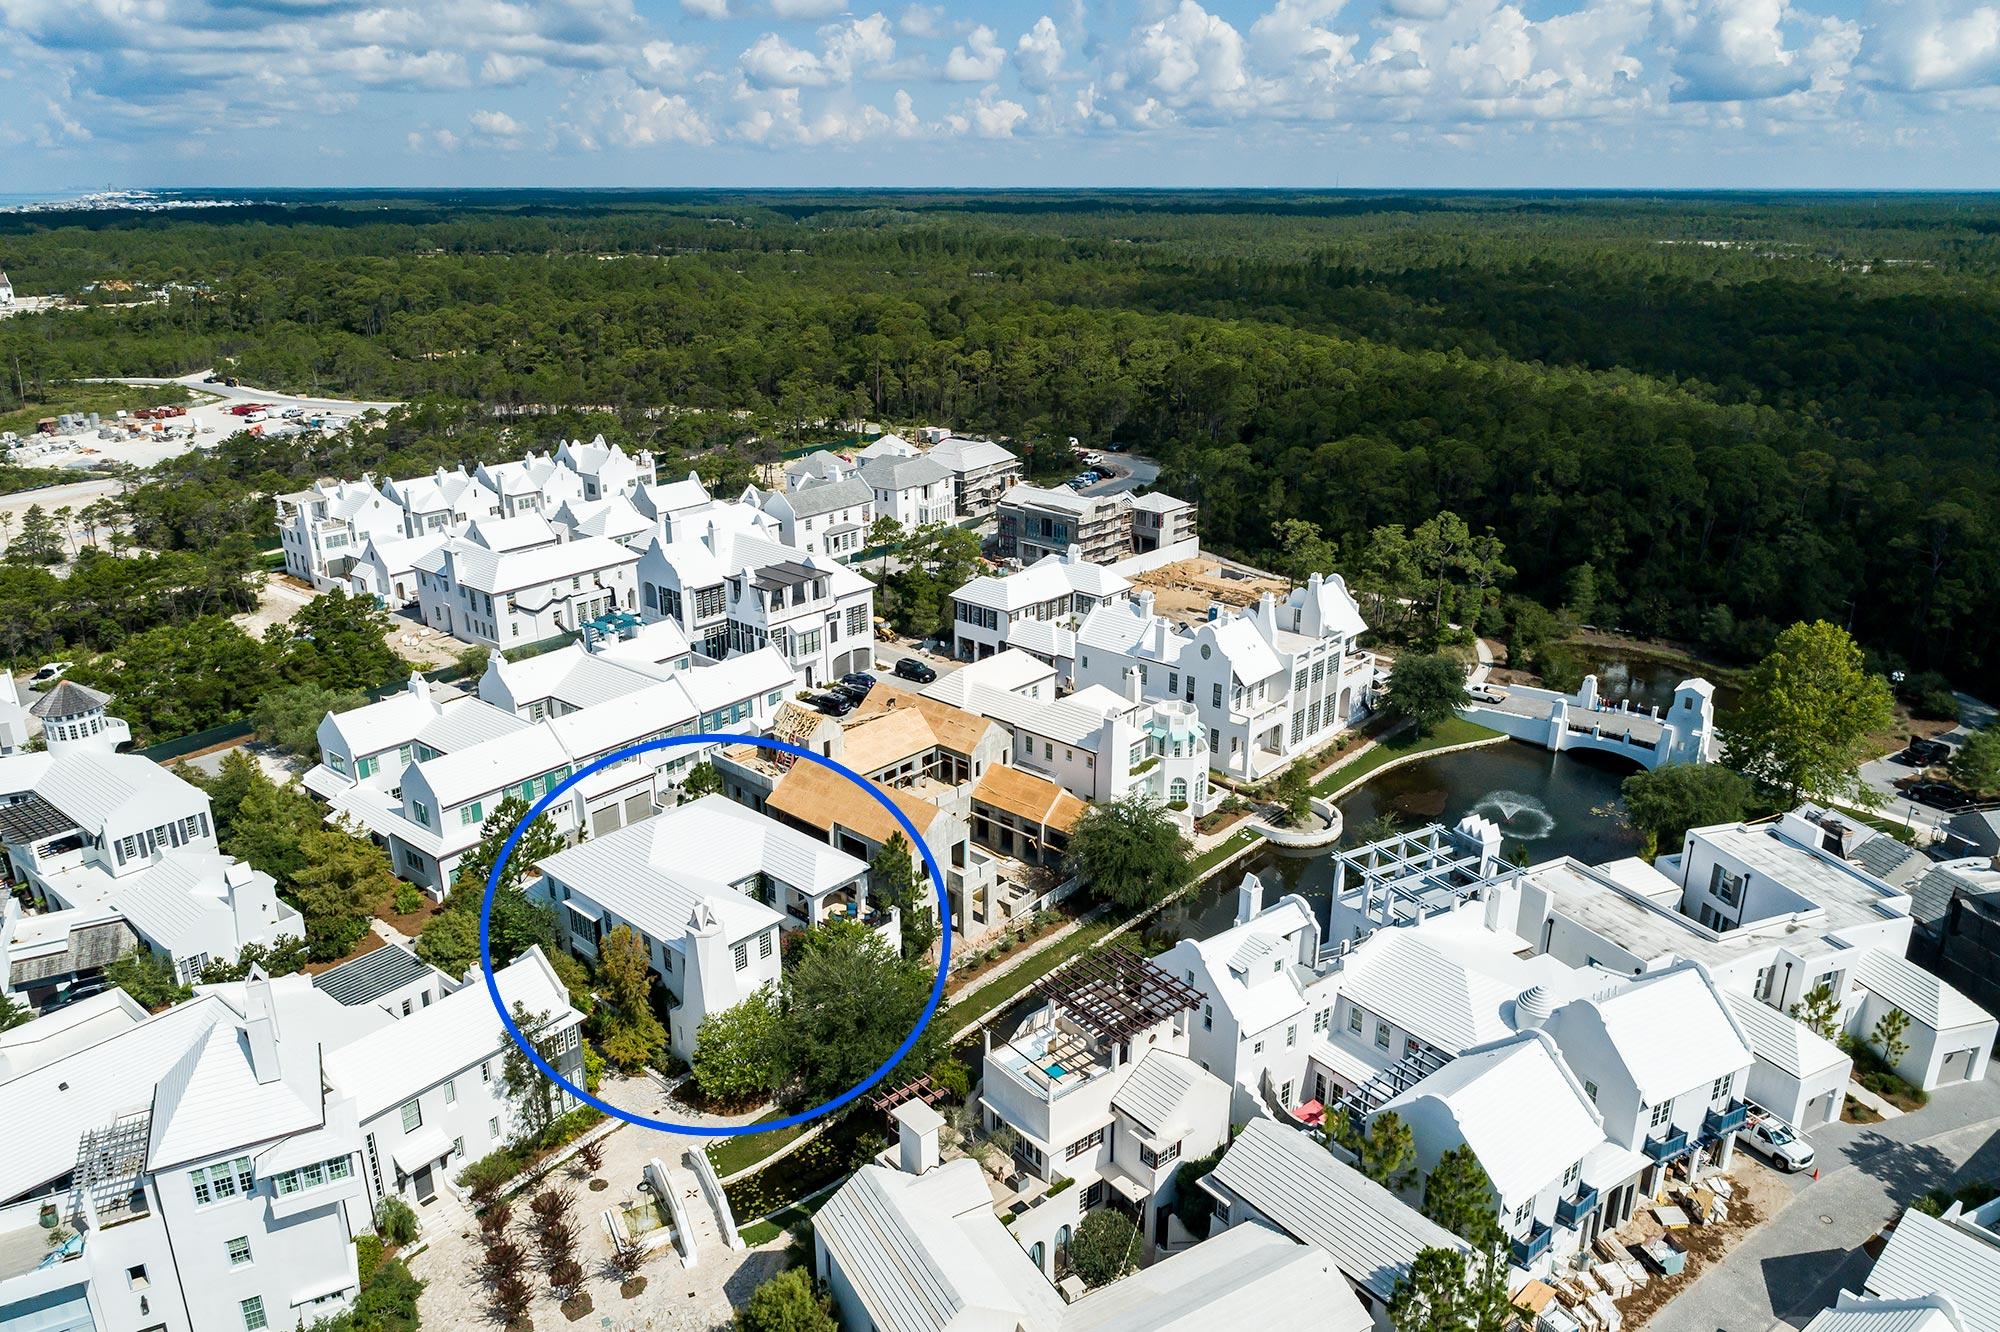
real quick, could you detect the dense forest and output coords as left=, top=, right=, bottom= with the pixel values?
left=2, top=190, right=1996, bottom=694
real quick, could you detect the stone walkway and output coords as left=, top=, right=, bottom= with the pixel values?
left=409, top=1072, right=789, bottom=1331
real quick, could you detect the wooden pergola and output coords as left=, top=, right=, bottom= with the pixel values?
left=1031, top=947, right=1205, bottom=1045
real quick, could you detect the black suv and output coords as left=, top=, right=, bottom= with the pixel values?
left=892, top=657, right=938, bottom=684
left=814, top=692, right=857, bottom=717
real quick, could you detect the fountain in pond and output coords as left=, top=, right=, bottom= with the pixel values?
left=1468, top=789, right=1557, bottom=840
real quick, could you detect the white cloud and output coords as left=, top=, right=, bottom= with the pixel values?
left=1858, top=0, right=2000, bottom=91
left=680, top=0, right=731, bottom=17
left=897, top=3, right=944, bottom=38
left=821, top=13, right=894, bottom=79
left=943, top=84, right=1028, bottom=135
left=769, top=0, right=846, bottom=15
left=1123, top=0, right=1254, bottom=113
left=741, top=32, right=831, bottom=86
left=613, top=87, right=714, bottom=145
left=943, top=24, right=1006, bottom=80
left=469, top=107, right=525, bottom=146
left=1662, top=0, right=1815, bottom=99
left=1014, top=15, right=1065, bottom=89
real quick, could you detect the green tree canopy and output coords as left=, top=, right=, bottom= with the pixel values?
left=1725, top=620, right=1895, bottom=806
left=1068, top=1208, right=1142, bottom=1288
left=595, top=924, right=665, bottom=1072
left=1421, top=1144, right=1502, bottom=1247
left=776, top=919, right=940, bottom=1105
left=1065, top=792, right=1193, bottom=911
left=251, top=683, right=365, bottom=761
left=691, top=990, right=783, bottom=1105
left=1619, top=762, right=1753, bottom=857
left=1334, top=1110, right=1418, bottom=1191
left=734, top=1267, right=836, bottom=1332
left=1387, top=653, right=1468, bottom=738
left=869, top=832, right=938, bottom=961
left=1951, top=728, right=2000, bottom=798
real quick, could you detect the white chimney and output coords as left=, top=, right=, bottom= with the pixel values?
left=1122, top=666, right=1142, bottom=704
left=1235, top=872, right=1265, bottom=926
left=242, top=967, right=282, bottom=1085
left=1135, top=589, right=1156, bottom=620
left=893, top=1100, right=943, bottom=1176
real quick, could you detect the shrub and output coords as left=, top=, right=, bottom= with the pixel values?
left=374, top=1197, right=419, bottom=1246
left=392, top=883, right=425, bottom=915
left=354, top=1234, right=385, bottom=1287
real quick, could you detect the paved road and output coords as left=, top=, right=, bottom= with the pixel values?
left=1077, top=452, right=1161, bottom=498
left=1651, top=1063, right=2000, bottom=1332
left=92, top=370, right=400, bottom=417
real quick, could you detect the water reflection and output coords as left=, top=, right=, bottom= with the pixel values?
left=1144, top=741, right=1645, bottom=948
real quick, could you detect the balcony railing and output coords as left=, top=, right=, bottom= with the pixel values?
left=1556, top=1182, right=1600, bottom=1229
left=1510, top=1221, right=1553, bottom=1267
left=1704, top=1100, right=1749, bottom=1139
left=1644, top=1128, right=1691, bottom=1163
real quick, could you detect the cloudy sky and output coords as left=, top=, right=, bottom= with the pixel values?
left=3, top=0, right=1997, bottom=190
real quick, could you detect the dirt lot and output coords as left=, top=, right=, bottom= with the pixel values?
left=1130, top=557, right=1289, bottom=624
left=1608, top=1164, right=1792, bottom=1330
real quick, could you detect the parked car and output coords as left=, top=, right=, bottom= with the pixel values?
left=1741, top=1113, right=1815, bottom=1172
left=813, top=692, right=856, bottom=717
left=1906, top=738, right=1954, bottom=766
left=281, top=406, right=305, bottom=420
left=837, top=671, right=877, bottom=696
left=30, top=661, right=73, bottom=685
left=1899, top=779, right=1975, bottom=810
left=892, top=657, right=937, bottom=684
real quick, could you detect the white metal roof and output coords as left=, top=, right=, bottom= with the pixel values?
left=953, top=553, right=1130, bottom=613
left=0, top=989, right=147, bottom=1082
left=1806, top=1294, right=1968, bottom=1332
left=1204, top=1118, right=1468, bottom=1302
left=928, top=437, right=1018, bottom=473
left=1063, top=1221, right=1369, bottom=1332
left=32, top=750, right=199, bottom=834
left=1165, top=895, right=1318, bottom=1039
left=1724, top=990, right=1850, bottom=1078
left=1335, top=927, right=1523, bottom=1054
left=1852, top=948, right=1996, bottom=1033
left=536, top=796, right=850, bottom=945
left=1867, top=1210, right=2000, bottom=1332
left=444, top=532, right=637, bottom=595
left=1562, top=964, right=1754, bottom=1104
left=147, top=1021, right=321, bottom=1170
left=0, top=998, right=225, bottom=1199
left=814, top=1159, right=1065, bottom=1332
left=322, top=948, right=580, bottom=1120
left=1382, top=1031, right=1606, bottom=1205
left=1110, top=1050, right=1222, bottom=1141
left=920, top=651, right=1056, bottom=706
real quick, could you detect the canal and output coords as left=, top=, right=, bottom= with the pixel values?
left=1143, top=739, right=1648, bottom=947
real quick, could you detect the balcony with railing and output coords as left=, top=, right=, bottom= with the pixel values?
left=1644, top=1127, right=1691, bottom=1163
left=1556, top=1182, right=1600, bottom=1229
left=1703, top=1100, right=1749, bottom=1140
left=1510, top=1221, right=1553, bottom=1268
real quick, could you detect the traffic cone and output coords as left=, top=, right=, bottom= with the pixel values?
left=1811, top=1168, right=1819, bottom=1181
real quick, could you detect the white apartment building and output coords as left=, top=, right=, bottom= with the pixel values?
left=316, top=947, right=585, bottom=1208
left=414, top=528, right=640, bottom=651
left=950, top=546, right=1131, bottom=665
left=0, top=977, right=369, bottom=1332
left=0, top=691, right=300, bottom=1004
left=305, top=642, right=795, bottom=896
left=755, top=472, right=875, bottom=560
left=535, top=795, right=882, bottom=1059
left=996, top=486, right=1199, bottom=568
left=978, top=949, right=1230, bottom=1268
left=936, top=665, right=1218, bottom=822
left=279, top=438, right=661, bottom=592
left=1072, top=573, right=1375, bottom=781
left=381, top=466, right=503, bottom=538
left=635, top=503, right=875, bottom=686
left=927, top=436, right=1021, bottom=517
left=857, top=452, right=955, bottom=528
left=1515, top=807, right=1996, bottom=1095
left=274, top=475, right=408, bottom=591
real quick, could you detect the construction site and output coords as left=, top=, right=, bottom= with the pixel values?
left=1126, top=556, right=1291, bottom=626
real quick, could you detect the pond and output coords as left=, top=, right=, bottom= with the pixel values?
left=1143, top=740, right=1647, bottom=946
left=1541, top=643, right=1742, bottom=715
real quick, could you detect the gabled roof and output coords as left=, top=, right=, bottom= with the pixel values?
left=847, top=685, right=1001, bottom=763
left=814, top=1158, right=1065, bottom=1332
left=920, top=650, right=1056, bottom=705
left=1849, top=834, right=1934, bottom=891
left=32, top=750, right=201, bottom=834
left=781, top=473, right=874, bottom=520
left=1866, top=1209, right=2000, bottom=1332
left=1806, top=1294, right=1967, bottom=1332
left=970, top=764, right=1086, bottom=833
left=1852, top=949, right=1995, bottom=1032
left=952, top=551, right=1130, bottom=613
left=148, top=1021, right=321, bottom=1169
left=322, top=948, right=580, bottom=1120
left=1336, top=928, right=1522, bottom=1054
left=1557, top=963, right=1754, bottom=1104
left=1724, top=990, right=1849, bottom=1078
left=859, top=453, right=952, bottom=491
left=314, top=943, right=437, bottom=1007
left=766, top=758, right=944, bottom=844
left=928, top=437, right=1019, bottom=472
left=1062, top=1221, right=1368, bottom=1332
left=1110, top=1049, right=1221, bottom=1141
left=1204, top=1118, right=1468, bottom=1303
left=1382, top=1031, right=1605, bottom=1204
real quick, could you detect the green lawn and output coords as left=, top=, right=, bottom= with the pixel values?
left=1833, top=805, right=1918, bottom=845
left=1311, top=717, right=1503, bottom=797
left=737, top=1189, right=838, bottom=1246
left=1189, top=827, right=1260, bottom=878
left=705, top=1110, right=802, bottom=1176
left=0, top=381, right=194, bottom=438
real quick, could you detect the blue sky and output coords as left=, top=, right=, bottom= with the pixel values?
left=3, top=0, right=1997, bottom=189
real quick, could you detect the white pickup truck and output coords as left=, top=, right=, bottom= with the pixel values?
left=1740, top=1109, right=1816, bottom=1172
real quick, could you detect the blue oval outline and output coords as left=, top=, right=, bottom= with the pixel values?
left=478, top=731, right=953, bottom=1138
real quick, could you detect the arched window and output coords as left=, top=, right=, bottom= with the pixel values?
left=1169, top=778, right=1187, bottom=803
left=1030, top=1242, right=1046, bottom=1271
left=1055, top=1225, right=1071, bottom=1263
